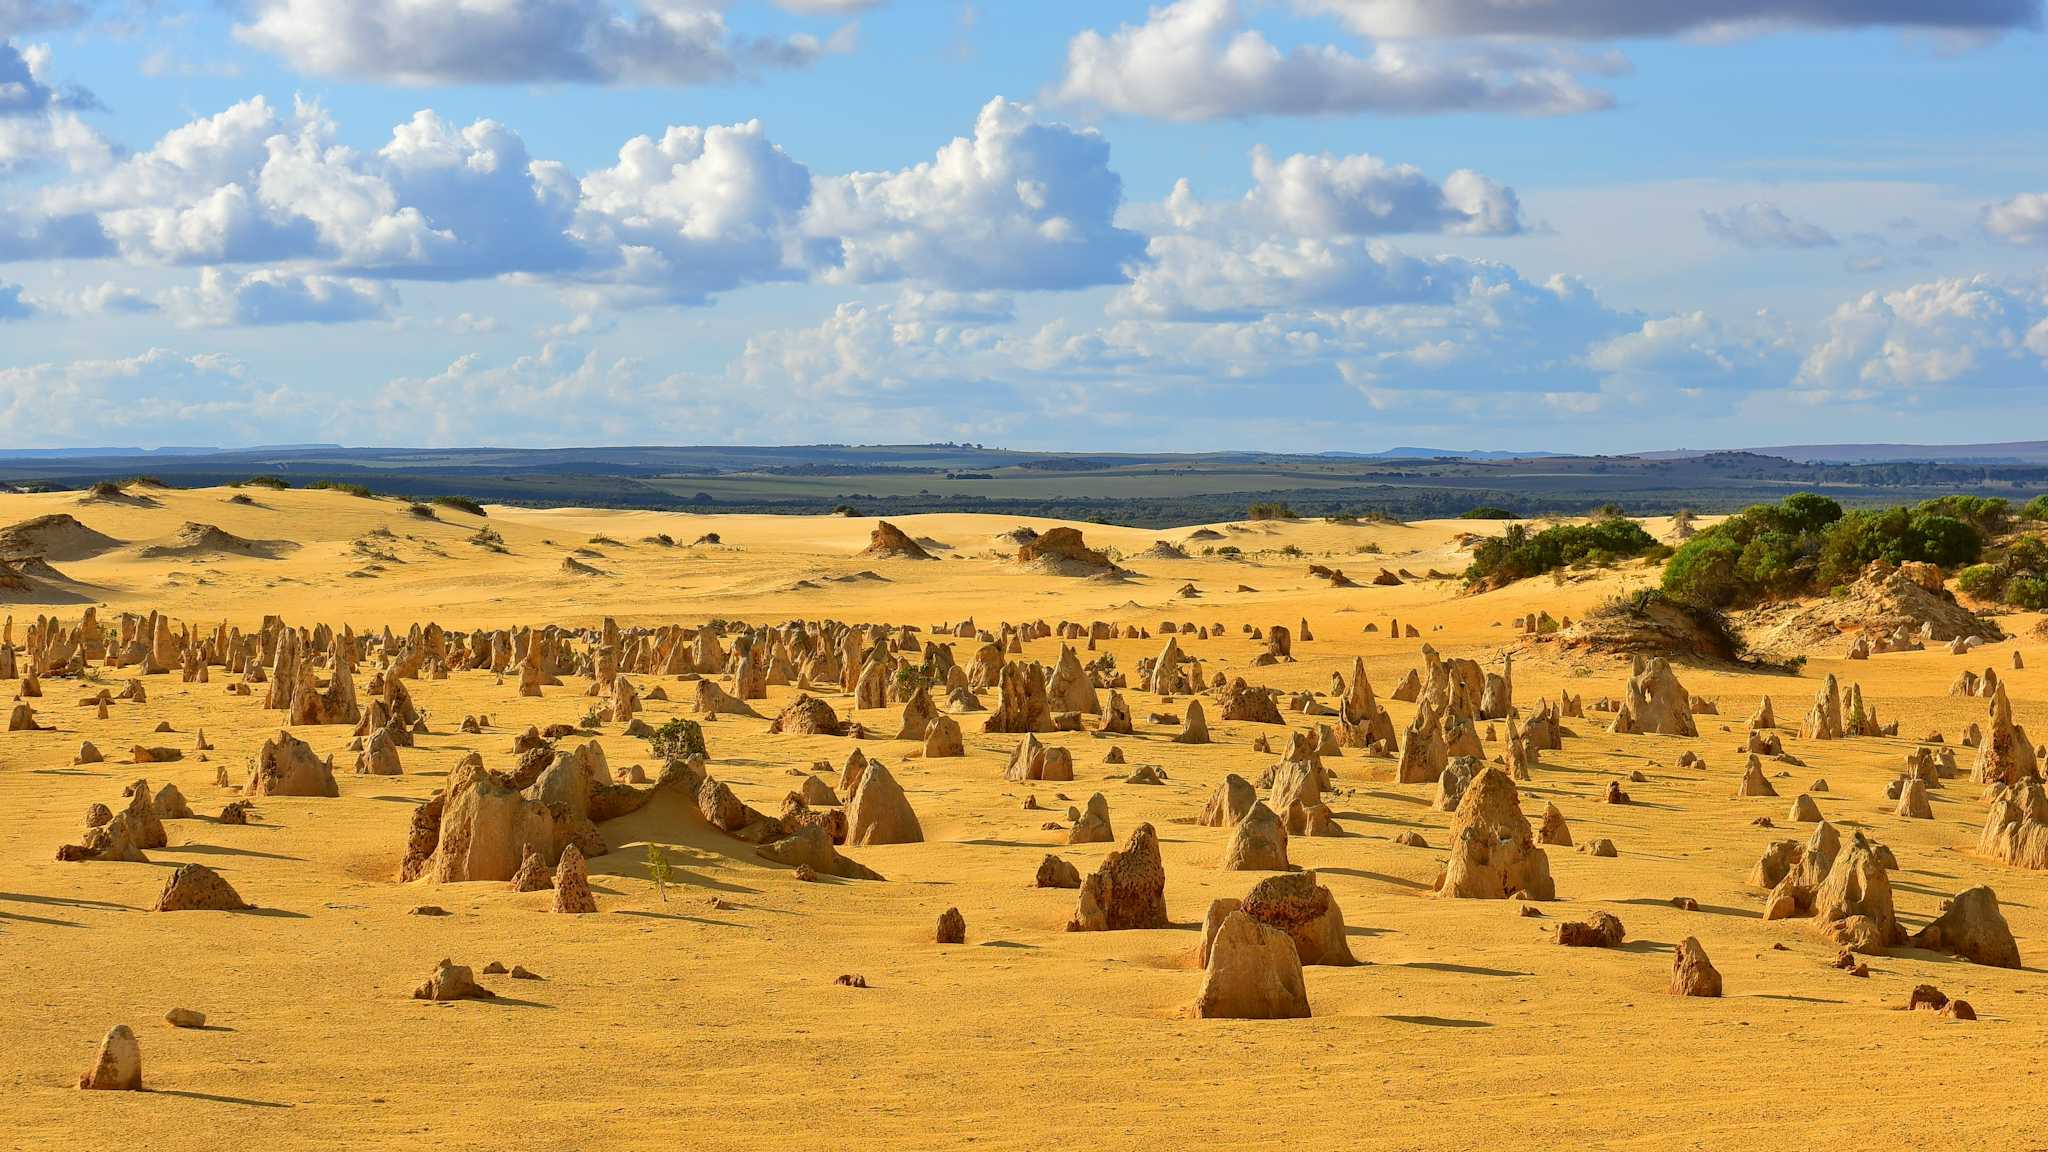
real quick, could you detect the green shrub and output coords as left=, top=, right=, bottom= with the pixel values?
left=1460, top=506, right=1515, bottom=520
left=1247, top=501, right=1298, bottom=521
left=308, top=480, right=375, bottom=498
left=1663, top=492, right=1994, bottom=608
left=2023, top=495, right=2048, bottom=522
left=649, top=717, right=706, bottom=764
left=2007, top=574, right=2048, bottom=610
left=406, top=502, right=436, bottom=518
left=1955, top=563, right=2004, bottom=600
left=1953, top=534, right=2048, bottom=608
left=1812, top=508, right=1979, bottom=588
left=1466, top=518, right=1659, bottom=589
left=431, top=495, right=486, bottom=517
left=1914, top=494, right=2010, bottom=536
left=646, top=844, right=673, bottom=903
left=240, top=475, right=291, bottom=490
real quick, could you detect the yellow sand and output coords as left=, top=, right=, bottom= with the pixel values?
left=2, top=485, right=2042, bottom=1150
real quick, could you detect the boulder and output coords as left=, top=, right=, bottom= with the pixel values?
left=151, top=863, right=249, bottom=912
left=247, top=730, right=339, bottom=798
left=1193, top=911, right=1311, bottom=1020
left=77, top=1025, right=142, bottom=1090
left=1670, top=937, right=1722, bottom=997
left=1440, top=767, right=1554, bottom=900
left=1068, top=823, right=1169, bottom=931
left=411, top=959, right=497, bottom=1002
left=1220, top=801, right=1289, bottom=871
left=551, top=842, right=597, bottom=913
left=1239, top=870, right=1355, bottom=966
left=1067, top=793, right=1114, bottom=845
left=1908, top=885, right=2020, bottom=968
left=1035, top=854, right=1082, bottom=889
left=758, top=824, right=884, bottom=880
left=846, top=761, right=923, bottom=845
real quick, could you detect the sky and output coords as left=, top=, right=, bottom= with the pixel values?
left=1, top=0, right=2046, bottom=454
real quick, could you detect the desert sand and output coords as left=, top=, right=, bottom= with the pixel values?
left=3, top=482, right=2043, bottom=1150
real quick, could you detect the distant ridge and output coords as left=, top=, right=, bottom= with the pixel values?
left=1317, top=448, right=1563, bottom=461
left=1749, top=442, right=2048, bottom=465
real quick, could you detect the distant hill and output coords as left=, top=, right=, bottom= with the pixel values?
left=1318, top=448, right=1564, bottom=461
left=1750, top=441, right=2048, bottom=465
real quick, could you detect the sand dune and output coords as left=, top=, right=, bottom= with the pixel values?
left=0, top=485, right=2040, bottom=1150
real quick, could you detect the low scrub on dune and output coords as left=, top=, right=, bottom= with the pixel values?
left=1957, top=533, right=2048, bottom=610
left=1662, top=493, right=1985, bottom=609
left=1464, top=516, right=1660, bottom=589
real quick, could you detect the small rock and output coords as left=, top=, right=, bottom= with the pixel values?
left=163, top=1008, right=205, bottom=1029
left=936, top=906, right=966, bottom=944
left=78, top=1025, right=142, bottom=1090
left=835, top=974, right=868, bottom=988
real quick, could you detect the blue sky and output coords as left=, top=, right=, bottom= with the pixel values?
left=3, top=0, right=2046, bottom=453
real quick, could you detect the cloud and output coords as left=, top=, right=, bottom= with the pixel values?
left=1242, top=146, right=1524, bottom=236
left=572, top=117, right=825, bottom=304
left=15, top=92, right=1143, bottom=307
left=1308, top=0, right=2041, bottom=40
left=1054, top=0, right=1611, bottom=121
left=0, top=0, right=86, bottom=39
left=0, top=348, right=319, bottom=447
left=1700, top=201, right=1838, bottom=248
left=166, top=268, right=395, bottom=326
left=808, top=97, right=1144, bottom=291
left=0, top=43, right=111, bottom=175
left=233, top=0, right=843, bottom=86
left=23, top=279, right=157, bottom=316
left=1983, top=192, right=2048, bottom=245
left=1797, top=273, right=2048, bottom=395
left=40, top=96, right=587, bottom=278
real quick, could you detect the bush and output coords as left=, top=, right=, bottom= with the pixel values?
left=649, top=717, right=706, bottom=764
left=1460, top=506, right=1515, bottom=520
left=1247, top=501, right=1298, bottom=521
left=1812, top=508, right=1979, bottom=589
left=2008, top=575, right=2048, bottom=610
left=1466, top=518, right=1659, bottom=589
left=1914, top=495, right=2010, bottom=536
left=432, top=495, right=486, bottom=517
left=893, top=664, right=934, bottom=698
left=1953, top=534, right=2048, bottom=608
left=85, top=480, right=120, bottom=498
left=308, top=480, right=375, bottom=498
left=1663, top=491, right=1992, bottom=608
left=406, top=502, right=436, bottom=518
left=2022, top=495, right=2048, bottom=521
left=240, top=475, right=291, bottom=490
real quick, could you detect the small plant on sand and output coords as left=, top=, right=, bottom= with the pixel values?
left=893, top=664, right=934, bottom=698
left=646, top=844, right=673, bottom=903
left=432, top=495, right=486, bottom=517
left=650, top=717, right=707, bottom=765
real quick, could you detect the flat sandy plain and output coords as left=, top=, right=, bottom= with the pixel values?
left=3, top=484, right=2043, bottom=1151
